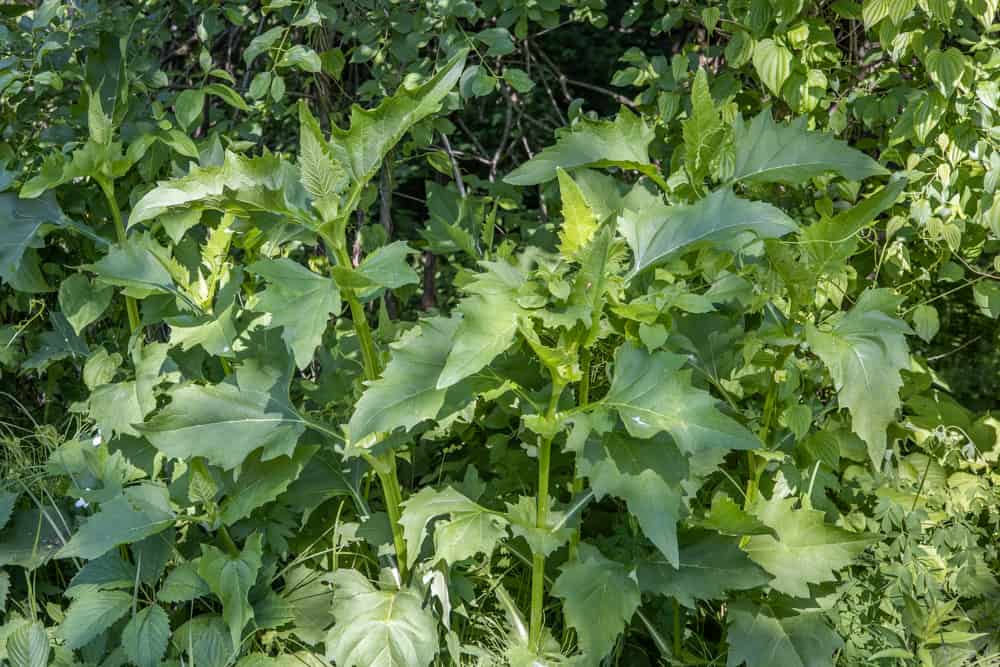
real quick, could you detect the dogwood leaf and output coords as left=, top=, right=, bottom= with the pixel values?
left=743, top=496, right=876, bottom=597
left=325, top=569, right=439, bottom=667
left=731, top=111, right=888, bottom=185
left=620, top=188, right=796, bottom=278
left=551, top=544, right=641, bottom=662
left=806, top=289, right=911, bottom=466
left=602, top=343, right=760, bottom=454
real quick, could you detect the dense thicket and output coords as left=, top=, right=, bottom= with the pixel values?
left=1, top=1, right=999, bottom=666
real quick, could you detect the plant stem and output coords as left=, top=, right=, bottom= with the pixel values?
left=567, top=348, right=592, bottom=562
left=97, top=177, right=140, bottom=333
left=332, top=242, right=409, bottom=582
left=529, top=380, right=565, bottom=651
left=673, top=598, right=682, bottom=655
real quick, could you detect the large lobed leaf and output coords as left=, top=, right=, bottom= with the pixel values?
left=504, top=107, right=657, bottom=186
left=601, top=342, right=760, bottom=454
left=325, top=569, right=439, bottom=667
left=619, top=188, right=797, bottom=278
left=726, top=601, right=842, bottom=667
left=806, top=289, right=911, bottom=466
left=731, top=111, right=888, bottom=185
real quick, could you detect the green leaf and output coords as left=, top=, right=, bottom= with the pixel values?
left=0, top=487, right=18, bottom=531
left=683, top=68, right=725, bottom=185
left=0, top=192, right=68, bottom=291
left=351, top=241, right=421, bottom=293
left=122, top=604, right=171, bottom=667
left=399, top=486, right=506, bottom=568
left=349, top=316, right=481, bottom=442
left=504, top=108, right=659, bottom=186
left=503, top=67, right=534, bottom=93
left=436, top=264, right=524, bottom=389
left=88, top=380, right=146, bottom=437
left=601, top=343, right=760, bottom=454
left=57, top=483, right=175, bottom=560
left=325, top=569, right=439, bottom=667
left=244, top=27, right=283, bottom=66
left=619, top=188, right=797, bottom=278
left=743, top=496, right=876, bottom=597
left=926, top=48, right=965, bottom=98
left=697, top=493, right=777, bottom=537
left=638, top=530, right=771, bottom=607
left=158, top=561, right=210, bottom=603
left=0, top=508, right=65, bottom=570
left=752, top=39, right=793, bottom=96
left=805, top=289, right=911, bottom=466
left=199, top=533, right=264, bottom=649
left=298, top=102, right=348, bottom=221
left=911, top=304, right=939, bottom=342
left=86, top=238, right=176, bottom=295
left=321, top=49, right=467, bottom=228
left=505, top=496, right=574, bottom=557
left=174, top=615, right=233, bottom=667
left=551, top=544, right=641, bottom=662
left=278, top=44, right=322, bottom=72
left=578, top=431, right=685, bottom=566
left=129, top=150, right=311, bottom=228
left=6, top=622, right=50, bottom=667
left=59, top=590, right=132, bottom=649
left=204, top=83, right=250, bottom=111
left=137, top=352, right=306, bottom=470
left=59, top=274, right=113, bottom=334
left=731, top=111, right=888, bottom=185
left=556, top=167, right=599, bottom=258
left=726, top=601, right=842, bottom=667
left=175, top=89, right=205, bottom=131
left=0, top=569, right=8, bottom=613
left=218, top=445, right=316, bottom=524
left=249, top=259, right=340, bottom=369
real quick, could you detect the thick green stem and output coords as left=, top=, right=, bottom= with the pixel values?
left=332, top=242, right=409, bottom=581
left=529, top=381, right=564, bottom=651
left=97, top=178, right=140, bottom=333
left=567, top=349, right=592, bottom=563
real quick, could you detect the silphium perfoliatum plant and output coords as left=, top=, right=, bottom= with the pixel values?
left=362, top=69, right=916, bottom=666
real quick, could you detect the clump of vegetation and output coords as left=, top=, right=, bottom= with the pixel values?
left=1, top=1, right=999, bottom=666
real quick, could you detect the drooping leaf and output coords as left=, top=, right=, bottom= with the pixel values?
left=578, top=431, right=686, bottom=566
left=86, top=237, right=176, bottom=296
left=601, top=343, right=760, bottom=454
left=0, top=192, right=68, bottom=291
left=58, top=273, right=113, bottom=334
left=637, top=530, right=771, bottom=607
left=218, top=445, right=317, bottom=524
left=805, top=289, right=911, bottom=466
left=436, top=264, right=524, bottom=389
left=619, top=188, right=797, bottom=278
left=137, top=351, right=306, bottom=470
left=0, top=507, right=66, bottom=569
left=696, top=494, right=776, bottom=537
left=726, top=601, right=842, bottom=667
left=57, top=483, right=175, bottom=560
left=199, top=533, right=264, bottom=650
left=59, top=589, right=132, bottom=649
left=743, top=496, right=876, bottom=597
left=731, top=111, right=888, bottom=185
left=122, top=604, right=171, bottom=667
left=504, top=108, right=659, bottom=186
left=66, top=552, right=136, bottom=594
left=249, top=258, right=340, bottom=370
left=325, top=569, right=439, bottom=667
left=349, top=241, right=421, bottom=294
left=129, top=150, right=312, bottom=228
left=6, top=622, right=50, bottom=667
left=551, top=544, right=641, bottom=662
